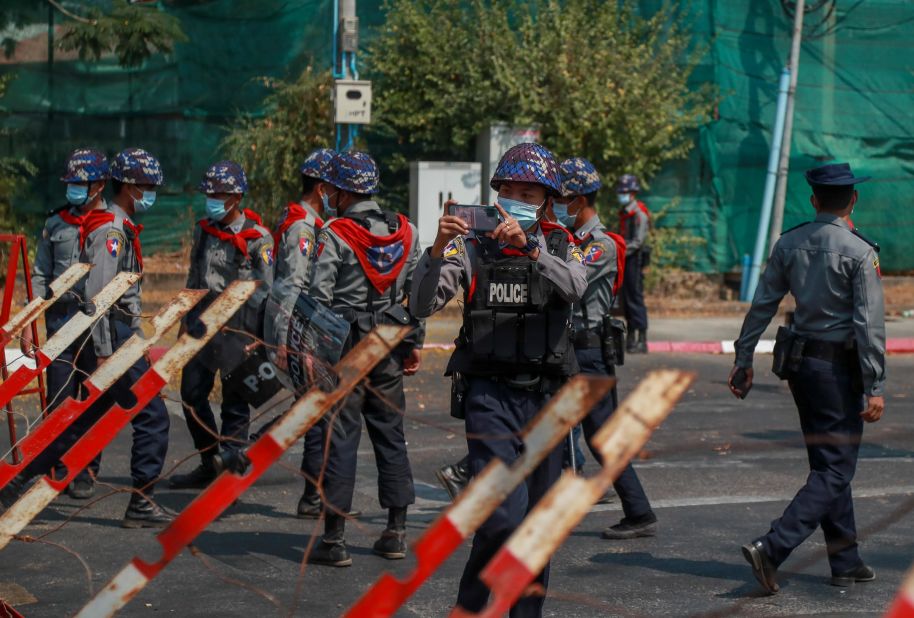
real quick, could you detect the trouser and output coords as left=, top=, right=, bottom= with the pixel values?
left=301, top=424, right=324, bottom=496
left=320, top=352, right=414, bottom=514
left=622, top=250, right=648, bottom=331
left=575, top=347, right=653, bottom=520
left=27, top=320, right=169, bottom=489
left=180, top=354, right=252, bottom=456
left=456, top=376, right=564, bottom=618
left=44, top=306, right=100, bottom=481
left=759, top=356, right=865, bottom=574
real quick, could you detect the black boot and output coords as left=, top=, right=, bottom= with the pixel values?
left=634, top=329, right=648, bottom=354
left=373, top=507, right=407, bottom=560
left=67, top=471, right=96, bottom=500
left=122, top=490, right=174, bottom=529
left=625, top=328, right=637, bottom=353
left=436, top=458, right=470, bottom=500
left=308, top=514, right=352, bottom=567
left=169, top=456, right=217, bottom=489
left=296, top=486, right=322, bottom=518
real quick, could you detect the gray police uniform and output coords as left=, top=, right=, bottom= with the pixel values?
left=734, top=211, right=886, bottom=574
left=620, top=201, right=650, bottom=332
left=410, top=222, right=586, bottom=617
left=27, top=202, right=170, bottom=491
left=180, top=211, right=273, bottom=458
left=571, top=217, right=654, bottom=522
left=309, top=200, right=421, bottom=514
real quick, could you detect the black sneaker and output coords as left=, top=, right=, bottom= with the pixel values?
left=169, top=463, right=217, bottom=489
left=308, top=540, right=352, bottom=567
left=741, top=540, right=779, bottom=594
left=67, top=477, right=95, bottom=500
left=372, top=530, right=407, bottom=560
left=297, top=492, right=322, bottom=518
left=831, top=564, right=875, bottom=587
left=601, top=513, right=657, bottom=539
left=436, top=462, right=470, bottom=500
left=122, top=494, right=174, bottom=529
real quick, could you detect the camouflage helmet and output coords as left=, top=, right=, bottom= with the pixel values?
left=110, top=147, right=164, bottom=186
left=559, top=157, right=603, bottom=197
left=615, top=173, right=641, bottom=193
left=60, top=148, right=109, bottom=183
left=326, top=151, right=380, bottom=194
left=300, top=148, right=336, bottom=182
left=198, top=160, right=248, bottom=194
left=490, top=143, right=561, bottom=196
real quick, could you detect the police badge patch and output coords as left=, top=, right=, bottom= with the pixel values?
left=105, top=230, right=126, bottom=258
left=261, top=244, right=274, bottom=266
left=444, top=237, right=464, bottom=258
left=583, top=241, right=604, bottom=265
left=299, top=233, right=313, bottom=256
left=571, top=246, right=585, bottom=263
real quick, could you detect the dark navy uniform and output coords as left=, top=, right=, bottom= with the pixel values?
left=411, top=143, right=587, bottom=617
left=617, top=174, right=649, bottom=352
left=734, top=163, right=886, bottom=589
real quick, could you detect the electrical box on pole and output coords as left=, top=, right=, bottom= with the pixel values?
left=333, top=80, right=372, bottom=124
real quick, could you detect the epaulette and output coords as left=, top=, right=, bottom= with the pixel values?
left=852, top=228, right=880, bottom=253
left=780, top=221, right=811, bottom=236
left=47, top=204, right=69, bottom=217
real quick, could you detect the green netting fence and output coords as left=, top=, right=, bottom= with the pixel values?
left=2, top=0, right=913, bottom=272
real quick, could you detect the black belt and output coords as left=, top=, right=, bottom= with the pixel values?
left=486, top=374, right=565, bottom=393
left=574, top=330, right=602, bottom=349
left=803, top=339, right=856, bottom=364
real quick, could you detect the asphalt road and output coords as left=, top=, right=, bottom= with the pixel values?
left=2, top=350, right=913, bottom=617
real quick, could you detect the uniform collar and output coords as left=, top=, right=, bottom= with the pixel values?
left=224, top=213, right=246, bottom=234
left=815, top=211, right=852, bottom=230
left=73, top=198, right=106, bottom=217
left=299, top=200, right=321, bottom=220
left=108, top=201, right=132, bottom=224
left=574, top=215, right=601, bottom=241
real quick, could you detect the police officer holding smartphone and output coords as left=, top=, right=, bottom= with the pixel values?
left=730, top=163, right=885, bottom=594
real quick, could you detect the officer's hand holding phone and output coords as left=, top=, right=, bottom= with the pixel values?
left=431, top=199, right=469, bottom=258
left=490, top=202, right=529, bottom=251
left=728, top=365, right=753, bottom=399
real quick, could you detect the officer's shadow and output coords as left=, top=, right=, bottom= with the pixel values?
left=588, top=551, right=823, bottom=598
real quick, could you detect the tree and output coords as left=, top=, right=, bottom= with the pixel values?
left=367, top=0, right=713, bottom=185
left=2, top=0, right=186, bottom=68
left=221, top=67, right=335, bottom=223
left=0, top=74, right=37, bottom=235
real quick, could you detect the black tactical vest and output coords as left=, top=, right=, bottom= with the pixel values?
left=450, top=231, right=577, bottom=378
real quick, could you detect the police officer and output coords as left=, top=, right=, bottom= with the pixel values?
left=306, top=151, right=422, bottom=567
left=170, top=161, right=274, bottom=490
left=730, top=163, right=885, bottom=593
left=77, top=147, right=171, bottom=526
left=20, top=148, right=108, bottom=499
left=550, top=157, right=657, bottom=538
left=411, top=143, right=587, bottom=617
left=266, top=147, right=345, bottom=518
left=617, top=174, right=650, bottom=353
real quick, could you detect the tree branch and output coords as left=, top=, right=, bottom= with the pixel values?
left=46, top=0, right=97, bottom=25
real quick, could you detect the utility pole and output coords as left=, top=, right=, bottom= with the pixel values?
left=332, top=0, right=371, bottom=151
left=768, top=0, right=806, bottom=254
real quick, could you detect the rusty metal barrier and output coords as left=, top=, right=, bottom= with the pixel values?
left=75, top=323, right=409, bottom=618
left=0, top=262, right=92, bottom=349
left=0, top=281, right=257, bottom=551
left=886, top=565, right=914, bottom=617
left=0, top=271, right=140, bottom=410
left=449, top=369, right=694, bottom=618
left=0, top=289, right=206, bottom=491
left=344, top=374, right=615, bottom=618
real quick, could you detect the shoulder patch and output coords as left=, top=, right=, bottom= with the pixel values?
left=582, top=241, right=605, bottom=265
left=444, top=237, right=465, bottom=258
left=780, top=221, right=811, bottom=236
left=105, top=229, right=126, bottom=258
left=260, top=243, right=274, bottom=266
left=873, top=256, right=882, bottom=278
left=42, top=227, right=49, bottom=239
left=299, top=231, right=315, bottom=256
left=570, top=246, right=585, bottom=263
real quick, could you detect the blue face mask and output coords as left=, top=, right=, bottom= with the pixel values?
left=552, top=201, right=578, bottom=229
left=498, top=196, right=540, bottom=231
left=617, top=193, right=633, bottom=206
left=134, top=190, right=157, bottom=213
left=206, top=197, right=228, bottom=221
left=321, top=190, right=337, bottom=218
left=66, top=184, right=89, bottom=206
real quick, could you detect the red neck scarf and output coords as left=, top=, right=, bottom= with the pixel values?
left=619, top=200, right=650, bottom=236
left=272, top=202, right=324, bottom=248
left=80, top=209, right=144, bottom=269
left=198, top=209, right=264, bottom=258
left=58, top=208, right=86, bottom=228
left=327, top=213, right=412, bottom=294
